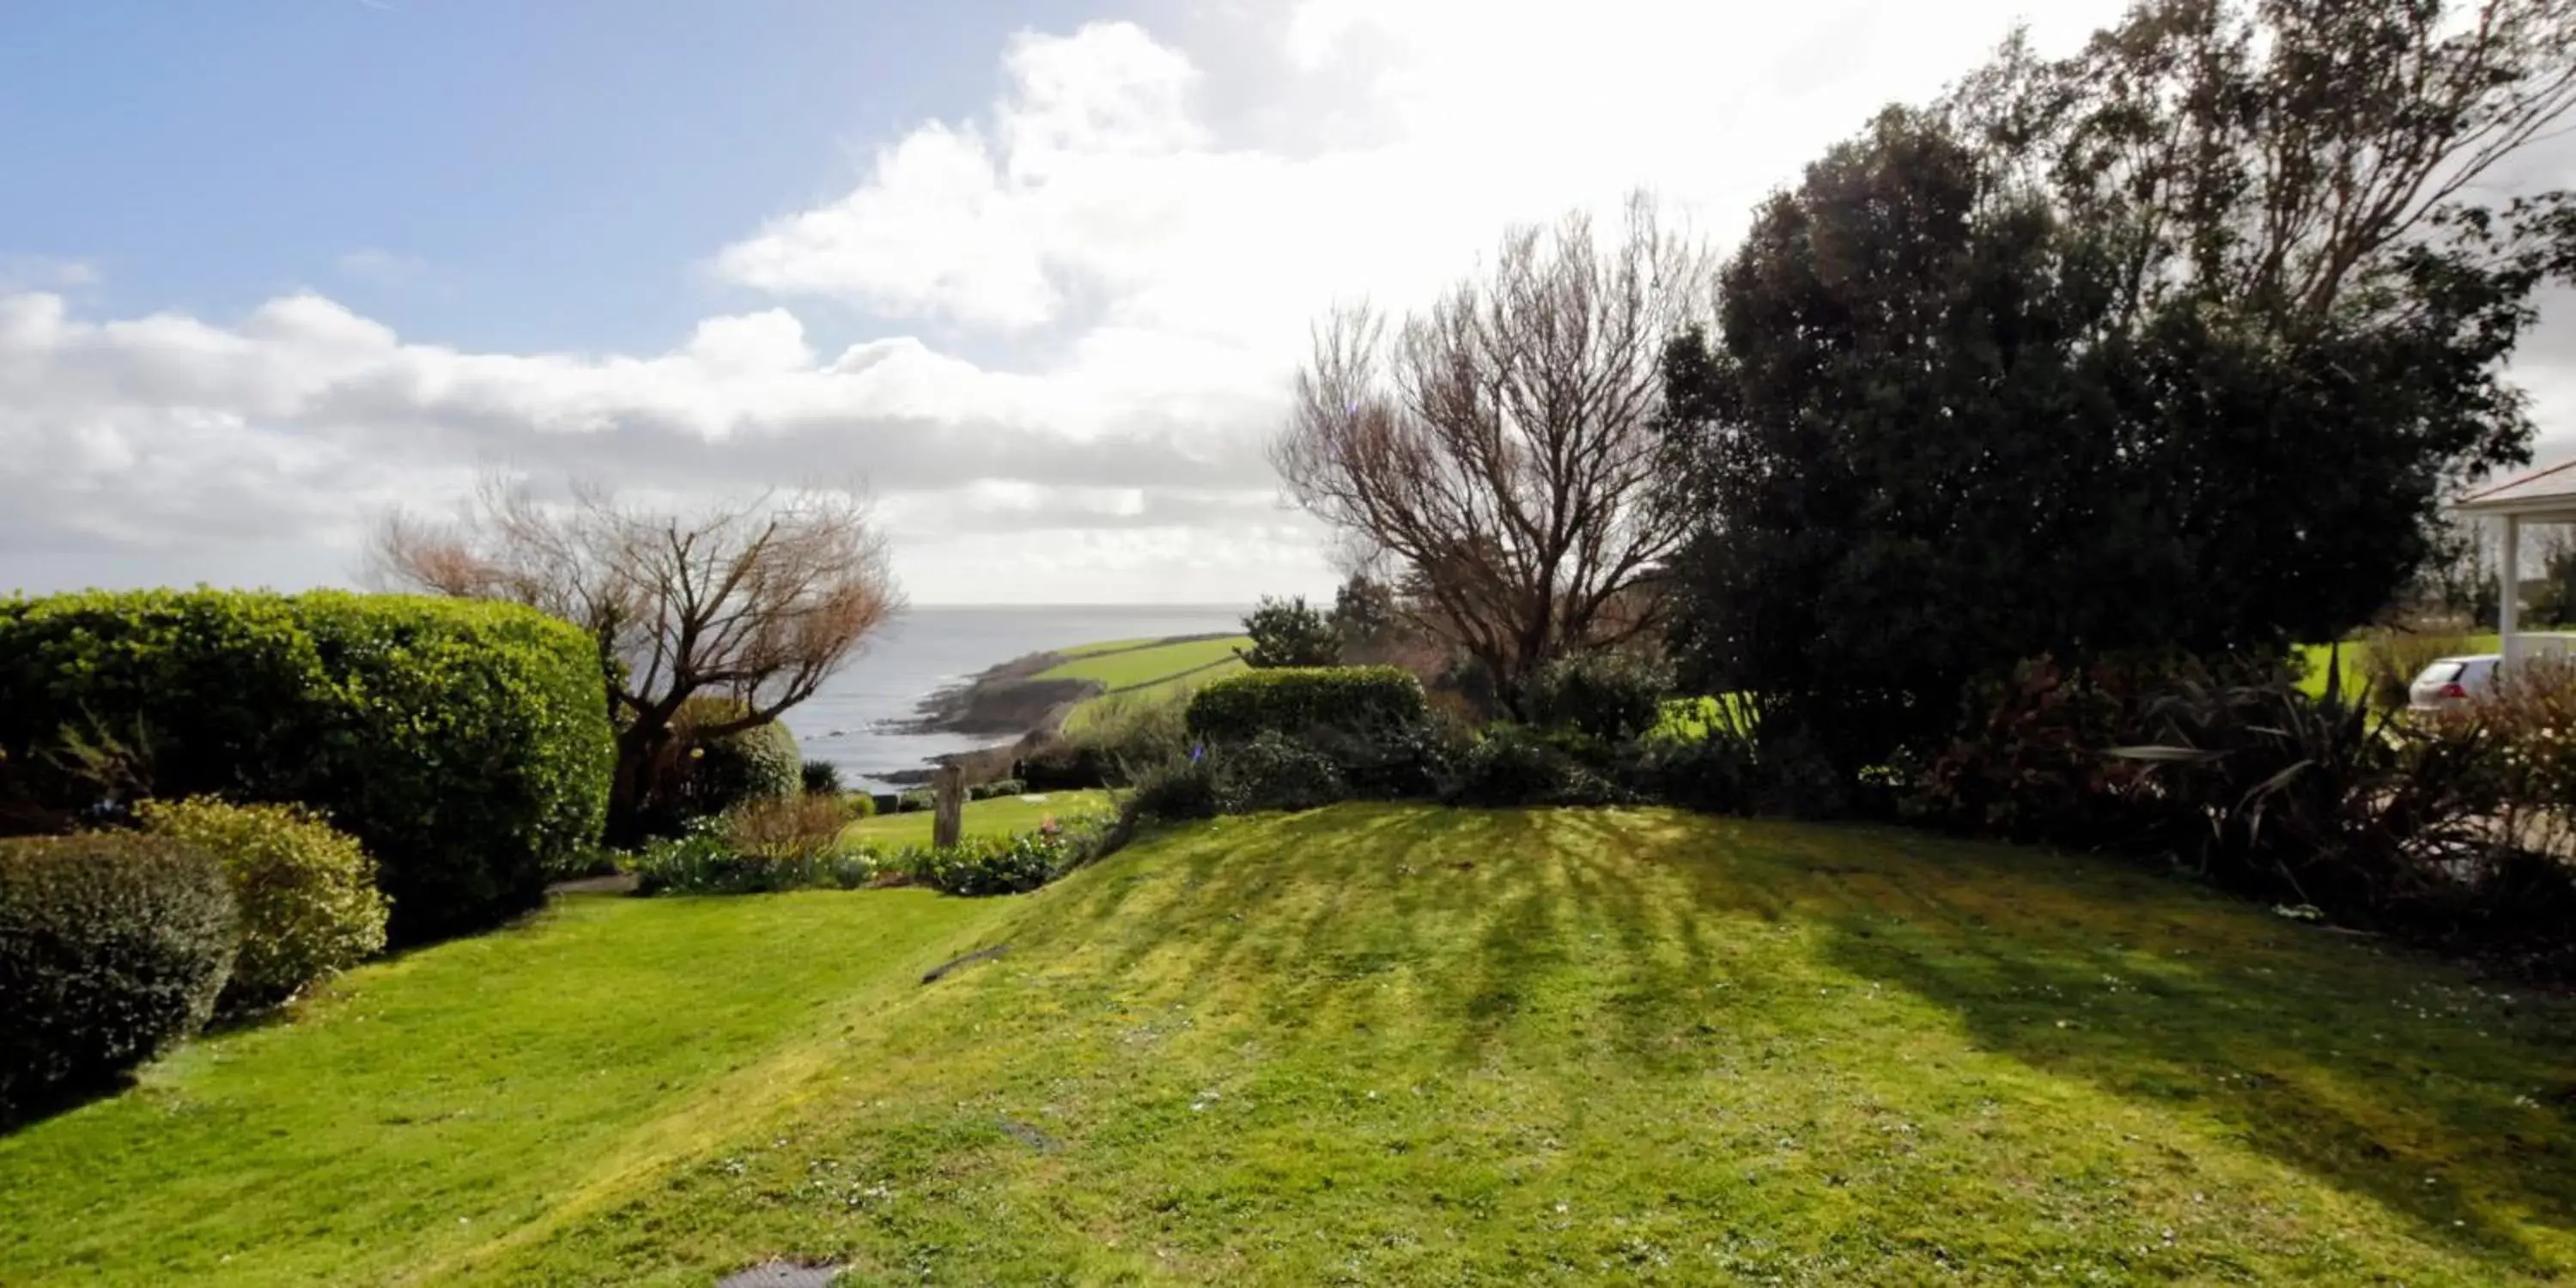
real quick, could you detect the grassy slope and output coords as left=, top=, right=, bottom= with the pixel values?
left=1042, top=635, right=1252, bottom=731
left=843, top=790, right=1115, bottom=848
left=463, top=807, right=2576, bottom=1285
left=0, top=891, right=1008, bottom=1286
left=11, top=808, right=2561, bottom=1284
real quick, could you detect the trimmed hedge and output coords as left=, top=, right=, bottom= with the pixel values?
left=1185, top=665, right=1428, bottom=743
left=0, top=590, right=615, bottom=944
left=0, top=834, right=237, bottom=1121
left=137, top=797, right=388, bottom=1012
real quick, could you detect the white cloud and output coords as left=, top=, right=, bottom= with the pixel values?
left=7, top=0, right=2574, bottom=604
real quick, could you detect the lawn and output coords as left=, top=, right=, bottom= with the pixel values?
left=841, top=789, right=1115, bottom=849
left=2296, top=635, right=2501, bottom=699
left=9, top=805, right=2574, bottom=1284
left=0, top=889, right=1005, bottom=1286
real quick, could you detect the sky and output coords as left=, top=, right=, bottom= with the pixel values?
left=3, top=1, right=2573, bottom=605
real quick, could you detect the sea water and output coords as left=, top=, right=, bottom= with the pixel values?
left=781, top=605, right=1247, bottom=791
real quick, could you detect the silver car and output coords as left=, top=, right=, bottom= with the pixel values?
left=2408, top=655, right=2500, bottom=711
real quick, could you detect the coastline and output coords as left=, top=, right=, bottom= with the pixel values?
left=873, top=631, right=1237, bottom=785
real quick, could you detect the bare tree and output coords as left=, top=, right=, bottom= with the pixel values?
left=374, top=475, right=901, bottom=829
left=1272, top=194, right=1711, bottom=707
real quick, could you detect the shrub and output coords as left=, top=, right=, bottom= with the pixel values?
left=1447, top=725, right=1625, bottom=808
left=1901, top=657, right=2160, bottom=845
left=630, top=817, right=876, bottom=895
left=1525, top=651, right=1674, bottom=744
left=669, top=698, right=801, bottom=818
left=723, top=793, right=853, bottom=866
left=1239, top=595, right=1341, bottom=668
left=969, top=778, right=1028, bottom=802
left=0, top=590, right=615, bottom=944
left=843, top=792, right=878, bottom=820
left=0, top=834, right=237, bottom=1121
left=1054, top=693, right=1193, bottom=786
left=1187, top=666, right=1429, bottom=744
left=1212, top=732, right=1349, bottom=814
left=1125, top=753, right=1221, bottom=823
left=800, top=759, right=845, bottom=796
left=904, top=816, right=1121, bottom=896
left=1625, top=703, right=1761, bottom=815
left=896, top=789, right=934, bottom=814
left=136, top=798, right=389, bottom=1012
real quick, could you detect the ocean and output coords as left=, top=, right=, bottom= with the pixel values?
left=779, top=605, right=1249, bottom=791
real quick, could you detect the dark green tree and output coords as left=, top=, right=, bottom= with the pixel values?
left=1240, top=595, right=1341, bottom=669
left=1662, top=0, right=2576, bottom=778
left=1327, top=574, right=1401, bottom=653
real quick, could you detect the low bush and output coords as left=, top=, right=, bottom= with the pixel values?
left=902, top=815, right=1121, bottom=896
left=723, top=793, right=854, bottom=865
left=1901, top=657, right=2162, bottom=846
left=136, top=798, right=388, bottom=1013
left=969, top=778, right=1028, bottom=801
left=1525, top=651, right=1674, bottom=744
left=800, top=759, right=845, bottom=797
left=1187, top=666, right=1429, bottom=743
left=1624, top=717, right=1761, bottom=815
left=842, top=792, right=878, bottom=820
left=1447, top=725, right=1625, bottom=808
left=896, top=789, right=934, bottom=814
left=629, top=817, right=878, bottom=896
left=1125, top=753, right=1220, bottom=823
left=0, top=590, right=614, bottom=944
left=1212, top=732, right=1348, bottom=814
left=1045, top=693, right=1193, bottom=787
left=0, top=834, right=237, bottom=1121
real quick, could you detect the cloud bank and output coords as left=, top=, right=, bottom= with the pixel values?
left=4, top=0, right=2570, bottom=602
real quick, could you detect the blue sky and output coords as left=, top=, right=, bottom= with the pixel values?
left=0, top=2, right=1113, bottom=356
left=1, top=0, right=2567, bottom=604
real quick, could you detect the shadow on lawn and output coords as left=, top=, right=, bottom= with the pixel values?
left=1761, top=825, right=2576, bottom=1271
left=1042, top=803, right=2576, bottom=1273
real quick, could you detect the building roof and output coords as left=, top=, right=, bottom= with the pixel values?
left=2455, top=458, right=2576, bottom=518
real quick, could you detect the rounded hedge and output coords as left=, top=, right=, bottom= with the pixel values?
left=671, top=697, right=801, bottom=818
left=1185, top=665, right=1429, bottom=743
left=137, top=797, right=389, bottom=1012
left=0, top=834, right=237, bottom=1121
left=0, top=590, right=616, bottom=945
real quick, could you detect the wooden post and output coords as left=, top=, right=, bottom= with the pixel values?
left=2500, top=513, right=2524, bottom=673
left=933, top=763, right=965, bottom=851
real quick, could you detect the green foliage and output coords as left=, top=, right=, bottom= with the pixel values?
left=1328, top=573, right=1400, bottom=651
left=799, top=759, right=845, bottom=796
left=137, top=798, right=388, bottom=1013
left=1124, top=754, right=1220, bottom=823
left=1186, top=665, right=1429, bottom=743
left=841, top=791, right=878, bottom=819
left=0, top=589, right=615, bottom=943
left=1445, top=725, right=1625, bottom=808
left=903, top=829, right=1078, bottom=896
left=968, top=778, right=1027, bottom=801
left=1662, top=0, right=2576, bottom=783
left=1039, top=691, right=1193, bottom=788
left=666, top=697, right=800, bottom=820
left=1523, top=651, right=1673, bottom=744
left=629, top=817, right=878, bottom=896
left=0, top=834, right=236, bottom=1121
left=1239, top=595, right=1341, bottom=668
left=1212, top=732, right=1348, bottom=814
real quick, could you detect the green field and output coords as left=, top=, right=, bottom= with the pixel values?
left=1041, top=634, right=1251, bottom=730
left=2297, top=635, right=2501, bottom=699
left=842, top=789, right=1115, bottom=848
left=9, top=805, right=2573, bottom=1285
